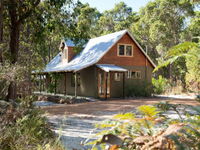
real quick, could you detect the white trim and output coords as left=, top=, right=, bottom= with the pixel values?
left=127, top=70, right=141, bottom=79
left=117, top=43, right=133, bottom=57
left=96, top=64, right=127, bottom=72
left=114, top=73, right=121, bottom=81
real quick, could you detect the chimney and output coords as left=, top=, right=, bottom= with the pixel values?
left=59, top=39, right=76, bottom=63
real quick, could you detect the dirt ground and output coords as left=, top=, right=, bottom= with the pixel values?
left=42, top=97, right=199, bottom=116
left=41, top=97, right=199, bottom=150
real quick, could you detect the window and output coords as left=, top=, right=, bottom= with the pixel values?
left=114, top=73, right=121, bottom=81
left=118, top=44, right=133, bottom=56
left=127, top=70, right=141, bottom=79
left=126, top=46, right=132, bottom=56
left=119, top=45, right=125, bottom=55
left=71, top=73, right=80, bottom=87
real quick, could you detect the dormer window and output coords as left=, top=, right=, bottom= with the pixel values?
left=118, top=44, right=133, bottom=57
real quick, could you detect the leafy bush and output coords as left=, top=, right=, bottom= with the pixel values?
left=0, top=97, right=64, bottom=150
left=125, top=81, right=153, bottom=97
left=87, top=103, right=200, bottom=149
left=152, top=75, right=168, bottom=94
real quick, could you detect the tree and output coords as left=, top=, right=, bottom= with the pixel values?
left=1, top=0, right=72, bottom=100
left=4, top=0, right=40, bottom=100
left=188, top=11, right=200, bottom=42
left=69, top=1, right=101, bottom=47
left=132, top=0, right=195, bottom=81
left=97, top=2, right=138, bottom=35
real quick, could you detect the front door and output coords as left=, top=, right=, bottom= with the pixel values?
left=98, top=70, right=110, bottom=98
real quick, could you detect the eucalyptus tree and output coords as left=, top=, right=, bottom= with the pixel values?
left=68, top=1, right=101, bottom=49
left=0, top=0, right=73, bottom=100
left=132, top=0, right=195, bottom=81
left=97, top=2, right=138, bottom=35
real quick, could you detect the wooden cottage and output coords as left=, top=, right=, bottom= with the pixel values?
left=37, top=30, right=156, bottom=98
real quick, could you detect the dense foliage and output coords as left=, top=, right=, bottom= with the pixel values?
left=152, top=75, right=169, bottom=94
left=87, top=102, right=200, bottom=149
left=0, top=97, right=64, bottom=150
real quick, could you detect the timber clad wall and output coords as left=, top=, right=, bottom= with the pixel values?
left=79, top=66, right=97, bottom=97
left=98, top=33, right=153, bottom=68
left=110, top=66, right=153, bottom=97
left=56, top=66, right=97, bottom=97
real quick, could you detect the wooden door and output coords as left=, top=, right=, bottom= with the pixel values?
left=98, top=70, right=110, bottom=98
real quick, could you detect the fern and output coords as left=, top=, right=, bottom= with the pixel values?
left=113, top=112, right=135, bottom=120
left=166, top=42, right=197, bottom=57
left=86, top=103, right=200, bottom=150
left=153, top=41, right=199, bottom=72
left=137, top=105, right=160, bottom=117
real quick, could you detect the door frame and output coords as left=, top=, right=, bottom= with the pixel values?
left=97, top=69, right=110, bottom=99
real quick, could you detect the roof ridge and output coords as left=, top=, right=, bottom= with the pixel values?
left=89, top=29, right=127, bottom=41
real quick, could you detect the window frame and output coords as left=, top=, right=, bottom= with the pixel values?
left=117, top=43, right=133, bottom=57
left=71, top=73, right=81, bottom=87
left=114, top=73, right=121, bottom=81
left=127, top=70, right=141, bottom=79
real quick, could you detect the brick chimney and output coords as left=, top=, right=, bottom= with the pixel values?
left=59, top=40, right=76, bottom=63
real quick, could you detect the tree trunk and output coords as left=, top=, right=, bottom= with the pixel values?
left=6, top=22, right=20, bottom=100
left=9, top=23, right=20, bottom=64
left=7, top=2, right=20, bottom=100
left=7, top=81, right=17, bottom=100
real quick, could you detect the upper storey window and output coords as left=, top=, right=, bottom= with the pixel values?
left=118, top=44, right=133, bottom=57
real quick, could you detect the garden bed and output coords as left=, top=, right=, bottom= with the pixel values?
left=34, top=92, right=97, bottom=105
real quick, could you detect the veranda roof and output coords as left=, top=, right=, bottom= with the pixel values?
left=96, top=64, right=127, bottom=72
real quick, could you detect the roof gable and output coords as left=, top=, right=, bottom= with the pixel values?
left=98, top=32, right=156, bottom=68
left=44, top=30, right=156, bottom=73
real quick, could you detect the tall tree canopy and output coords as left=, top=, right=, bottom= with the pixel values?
left=97, top=2, right=138, bottom=35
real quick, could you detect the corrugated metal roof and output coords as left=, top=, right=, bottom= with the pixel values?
left=64, top=39, right=75, bottom=47
left=44, top=30, right=127, bottom=72
left=44, top=30, right=156, bottom=73
left=96, top=64, right=127, bottom=72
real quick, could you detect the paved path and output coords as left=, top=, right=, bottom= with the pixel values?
left=42, top=97, right=199, bottom=150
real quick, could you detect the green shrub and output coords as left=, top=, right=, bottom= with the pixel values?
left=0, top=97, right=64, bottom=150
left=125, top=81, right=153, bottom=97
left=152, top=75, right=168, bottom=94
